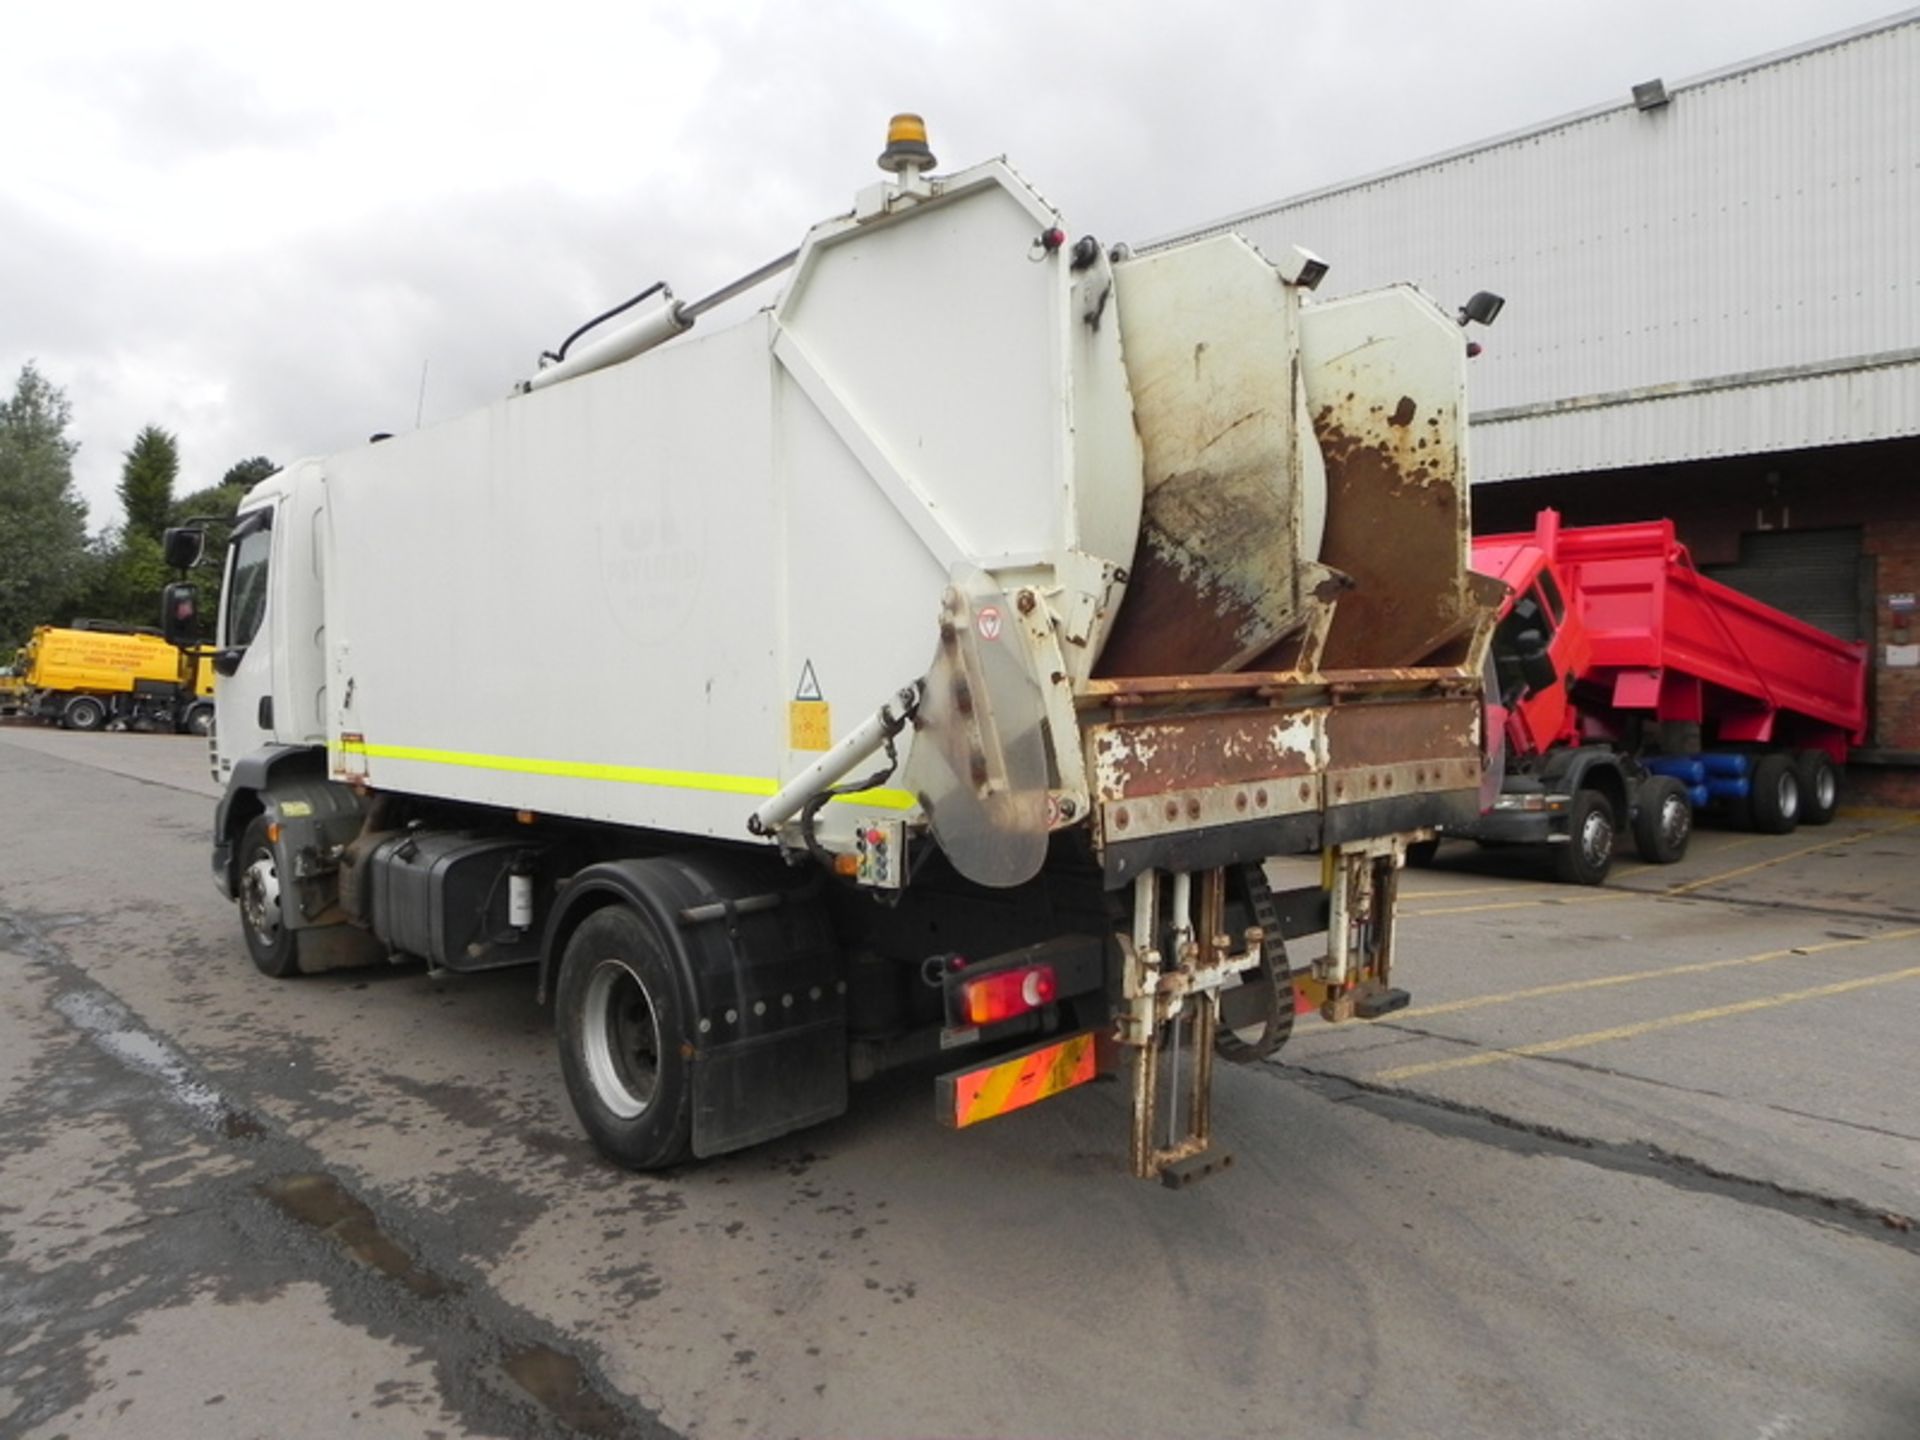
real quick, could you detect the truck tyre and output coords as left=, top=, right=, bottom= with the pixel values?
left=1747, top=753, right=1800, bottom=834
left=183, top=702, right=215, bottom=738
left=556, top=905, right=694, bottom=1171
left=1793, top=750, right=1839, bottom=826
left=61, top=695, right=107, bottom=732
left=1404, top=838, right=1440, bottom=868
left=237, top=815, right=301, bottom=978
left=1553, top=788, right=1616, bottom=886
left=1631, top=776, right=1692, bottom=864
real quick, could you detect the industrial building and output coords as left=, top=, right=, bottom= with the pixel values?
left=1163, top=11, right=1920, bottom=803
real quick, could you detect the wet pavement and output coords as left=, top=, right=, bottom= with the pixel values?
left=3, top=725, right=1917, bottom=1438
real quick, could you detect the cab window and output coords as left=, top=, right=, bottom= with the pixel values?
left=224, top=518, right=272, bottom=649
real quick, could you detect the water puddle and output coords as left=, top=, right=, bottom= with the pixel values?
left=502, top=1343, right=635, bottom=1439
left=259, top=1172, right=451, bottom=1299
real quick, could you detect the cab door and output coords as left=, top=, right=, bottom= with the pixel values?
left=212, top=504, right=278, bottom=777
left=1506, top=565, right=1590, bottom=752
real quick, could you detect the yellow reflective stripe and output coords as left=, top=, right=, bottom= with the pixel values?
left=331, top=739, right=918, bottom=811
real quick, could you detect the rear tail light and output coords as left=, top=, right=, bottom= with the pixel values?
left=961, top=964, right=1058, bottom=1026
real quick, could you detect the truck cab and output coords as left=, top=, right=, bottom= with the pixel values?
left=1432, top=513, right=1639, bottom=884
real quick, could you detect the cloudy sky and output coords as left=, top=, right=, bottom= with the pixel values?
left=3, top=0, right=1906, bottom=527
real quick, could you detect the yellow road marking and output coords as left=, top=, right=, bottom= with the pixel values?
left=1407, top=891, right=1639, bottom=918
left=1661, top=817, right=1920, bottom=896
left=1401, top=884, right=1532, bottom=901
left=1392, top=927, right=1920, bottom=1022
left=1373, top=961, right=1920, bottom=1082
left=1402, top=818, right=1919, bottom=916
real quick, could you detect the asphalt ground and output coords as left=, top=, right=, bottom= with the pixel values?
left=3, top=721, right=1917, bottom=1439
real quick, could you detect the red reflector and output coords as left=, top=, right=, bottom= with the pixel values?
left=963, top=963, right=1057, bottom=1026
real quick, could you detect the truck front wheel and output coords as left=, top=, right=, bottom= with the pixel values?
left=1553, top=788, right=1616, bottom=886
left=1631, top=776, right=1692, bottom=864
left=183, top=703, right=215, bottom=738
left=556, top=906, right=694, bottom=1171
left=237, top=815, right=301, bottom=978
left=61, top=695, right=107, bottom=732
left=1748, top=754, right=1800, bottom=834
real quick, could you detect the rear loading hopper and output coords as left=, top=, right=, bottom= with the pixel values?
left=193, top=128, right=1496, bottom=1179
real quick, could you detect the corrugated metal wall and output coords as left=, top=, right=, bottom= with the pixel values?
left=1166, top=15, right=1920, bottom=483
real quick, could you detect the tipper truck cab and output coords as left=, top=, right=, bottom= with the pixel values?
left=166, top=122, right=1500, bottom=1183
left=13, top=621, right=215, bottom=735
left=1429, top=509, right=1870, bottom=885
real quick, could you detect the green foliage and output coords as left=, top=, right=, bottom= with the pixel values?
left=69, top=530, right=173, bottom=631
left=118, top=424, right=179, bottom=543
left=219, top=455, right=278, bottom=490
left=0, top=362, right=90, bottom=650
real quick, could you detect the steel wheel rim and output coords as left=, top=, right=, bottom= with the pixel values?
left=241, top=850, right=281, bottom=940
left=1775, top=772, right=1799, bottom=821
left=1661, top=794, right=1691, bottom=850
left=582, top=958, right=662, bottom=1121
left=1814, top=765, right=1836, bottom=810
left=1581, top=809, right=1612, bottom=867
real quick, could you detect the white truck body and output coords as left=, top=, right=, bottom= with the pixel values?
left=200, top=142, right=1496, bottom=1180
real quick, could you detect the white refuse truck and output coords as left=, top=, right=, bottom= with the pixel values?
left=165, top=119, right=1499, bottom=1183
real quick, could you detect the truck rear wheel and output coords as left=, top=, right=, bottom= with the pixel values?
left=556, top=905, right=694, bottom=1171
left=1553, top=788, right=1615, bottom=886
left=1631, top=776, right=1691, bottom=864
left=1793, top=750, right=1838, bottom=826
left=183, top=702, right=215, bottom=737
left=61, top=695, right=107, bottom=732
left=1748, top=754, right=1800, bottom=834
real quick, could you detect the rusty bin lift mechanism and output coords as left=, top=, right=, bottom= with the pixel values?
left=1117, top=843, right=1408, bottom=1185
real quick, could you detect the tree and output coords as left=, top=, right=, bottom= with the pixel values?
left=118, top=425, right=179, bottom=543
left=219, top=455, right=278, bottom=490
left=0, top=362, right=89, bottom=650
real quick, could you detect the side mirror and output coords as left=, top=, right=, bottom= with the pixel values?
left=163, top=526, right=206, bottom=570
left=161, top=583, right=199, bottom=647
left=1515, top=628, right=1556, bottom=695
left=212, top=648, right=246, bottom=678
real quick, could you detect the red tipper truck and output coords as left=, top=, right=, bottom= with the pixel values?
left=1422, top=509, right=1870, bottom=884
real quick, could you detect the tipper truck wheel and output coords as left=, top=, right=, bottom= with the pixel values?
left=1631, top=776, right=1692, bottom=864
left=1553, top=788, right=1616, bottom=886
left=556, top=905, right=695, bottom=1171
left=1747, top=754, right=1801, bottom=835
left=1793, top=750, right=1839, bottom=826
left=61, top=695, right=107, bottom=732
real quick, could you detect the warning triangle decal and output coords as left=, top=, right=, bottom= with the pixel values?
left=794, top=661, right=823, bottom=702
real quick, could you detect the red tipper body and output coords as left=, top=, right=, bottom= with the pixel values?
left=1473, top=510, right=1869, bottom=763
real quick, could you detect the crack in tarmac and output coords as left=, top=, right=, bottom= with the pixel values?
left=0, top=905, right=679, bottom=1440
left=1273, top=1063, right=1920, bottom=1256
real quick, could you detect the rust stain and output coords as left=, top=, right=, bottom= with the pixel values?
left=1091, top=708, right=1319, bottom=800
left=1312, top=405, right=1467, bottom=670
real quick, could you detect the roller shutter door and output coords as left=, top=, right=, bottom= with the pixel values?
left=1702, top=527, right=1863, bottom=641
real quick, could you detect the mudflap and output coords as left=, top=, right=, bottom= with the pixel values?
left=556, top=853, right=850, bottom=1161
left=694, top=1019, right=848, bottom=1159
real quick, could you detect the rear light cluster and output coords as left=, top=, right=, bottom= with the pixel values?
left=959, top=963, right=1057, bottom=1026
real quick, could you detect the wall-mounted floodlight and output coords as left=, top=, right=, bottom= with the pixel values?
left=1632, top=78, right=1670, bottom=111
left=1276, top=244, right=1329, bottom=291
